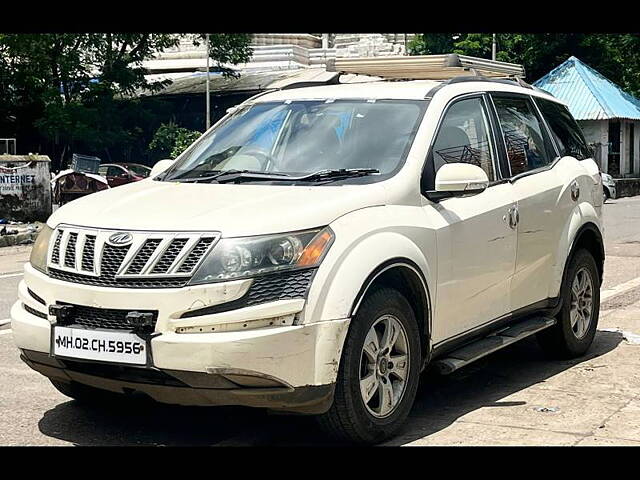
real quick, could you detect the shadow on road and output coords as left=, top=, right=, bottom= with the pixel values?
left=385, top=329, right=623, bottom=445
left=37, top=330, right=623, bottom=446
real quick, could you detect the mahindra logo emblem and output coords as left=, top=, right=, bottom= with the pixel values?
left=107, top=232, right=133, bottom=246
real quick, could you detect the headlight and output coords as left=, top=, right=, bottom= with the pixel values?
left=30, top=224, right=54, bottom=274
left=189, top=227, right=334, bottom=285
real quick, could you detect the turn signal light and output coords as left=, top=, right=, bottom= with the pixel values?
left=297, top=229, right=334, bottom=267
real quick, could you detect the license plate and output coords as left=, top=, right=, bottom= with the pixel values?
left=52, top=326, right=147, bottom=365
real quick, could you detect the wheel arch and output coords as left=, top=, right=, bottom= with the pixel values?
left=567, top=222, right=605, bottom=286
left=349, top=258, right=432, bottom=362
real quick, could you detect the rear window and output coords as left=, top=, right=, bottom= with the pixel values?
left=536, top=98, right=590, bottom=160
left=492, top=95, right=556, bottom=176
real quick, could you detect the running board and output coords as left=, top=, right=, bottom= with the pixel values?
left=433, top=317, right=557, bottom=375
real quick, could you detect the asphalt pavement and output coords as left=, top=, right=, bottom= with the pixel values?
left=1, top=198, right=640, bottom=445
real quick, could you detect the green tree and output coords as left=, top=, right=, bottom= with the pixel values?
left=408, top=33, right=455, bottom=56
left=148, top=122, right=202, bottom=159
left=195, top=34, right=254, bottom=77
left=409, top=33, right=640, bottom=96
left=0, top=33, right=253, bottom=169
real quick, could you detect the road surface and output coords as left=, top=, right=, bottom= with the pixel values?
left=1, top=197, right=640, bottom=445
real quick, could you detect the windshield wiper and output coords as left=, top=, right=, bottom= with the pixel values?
left=212, top=168, right=380, bottom=184
left=165, top=169, right=283, bottom=183
left=164, top=168, right=379, bottom=184
left=294, top=168, right=380, bottom=182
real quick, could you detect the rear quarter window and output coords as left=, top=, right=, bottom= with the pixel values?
left=535, top=98, right=590, bottom=160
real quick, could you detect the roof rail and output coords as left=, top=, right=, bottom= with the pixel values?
left=424, top=75, right=546, bottom=100
left=445, top=75, right=532, bottom=88
left=329, top=53, right=525, bottom=81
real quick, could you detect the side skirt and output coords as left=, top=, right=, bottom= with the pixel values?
left=428, top=296, right=560, bottom=363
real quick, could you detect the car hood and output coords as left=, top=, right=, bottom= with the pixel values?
left=48, top=178, right=388, bottom=237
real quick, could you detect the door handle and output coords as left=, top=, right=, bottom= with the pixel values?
left=506, top=206, right=519, bottom=229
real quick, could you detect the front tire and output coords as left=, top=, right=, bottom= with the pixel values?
left=316, top=287, right=421, bottom=444
left=537, top=249, right=600, bottom=358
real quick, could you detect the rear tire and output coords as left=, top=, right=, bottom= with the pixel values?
left=537, top=249, right=600, bottom=358
left=315, top=287, right=421, bottom=444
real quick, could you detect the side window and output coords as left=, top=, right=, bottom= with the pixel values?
left=535, top=98, right=590, bottom=160
left=432, top=97, right=496, bottom=181
left=492, top=95, right=556, bottom=176
left=107, top=166, right=123, bottom=177
left=98, top=166, right=108, bottom=177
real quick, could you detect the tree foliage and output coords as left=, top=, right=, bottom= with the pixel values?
left=148, top=122, right=202, bottom=159
left=194, top=34, right=254, bottom=77
left=409, top=34, right=640, bottom=96
left=0, top=33, right=252, bottom=169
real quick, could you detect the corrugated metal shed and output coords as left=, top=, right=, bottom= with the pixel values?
left=534, top=56, right=640, bottom=121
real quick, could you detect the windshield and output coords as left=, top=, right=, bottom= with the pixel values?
left=161, top=99, right=426, bottom=183
left=128, top=164, right=151, bottom=177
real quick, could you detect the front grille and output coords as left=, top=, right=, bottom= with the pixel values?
left=56, top=303, right=158, bottom=332
left=64, top=233, right=78, bottom=268
left=181, top=269, right=315, bottom=318
left=247, top=269, right=314, bottom=304
left=49, top=268, right=188, bottom=288
left=126, top=239, right=160, bottom=274
left=177, top=238, right=215, bottom=273
left=80, top=235, right=96, bottom=272
left=46, top=225, right=219, bottom=289
left=151, top=238, right=188, bottom=274
left=23, top=303, right=47, bottom=319
left=59, top=359, right=186, bottom=386
left=28, top=288, right=46, bottom=305
left=51, top=230, right=63, bottom=264
left=101, top=244, right=130, bottom=276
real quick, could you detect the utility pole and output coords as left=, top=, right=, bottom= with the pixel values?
left=205, top=33, right=211, bottom=130
left=492, top=33, right=497, bottom=61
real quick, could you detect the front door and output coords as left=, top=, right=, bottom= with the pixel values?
left=423, top=95, right=517, bottom=343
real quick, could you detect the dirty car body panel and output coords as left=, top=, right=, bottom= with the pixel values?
left=12, top=78, right=603, bottom=429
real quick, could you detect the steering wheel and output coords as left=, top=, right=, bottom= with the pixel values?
left=236, top=147, right=276, bottom=171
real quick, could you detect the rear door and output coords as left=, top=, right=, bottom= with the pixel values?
left=489, top=93, right=567, bottom=312
left=423, top=94, right=517, bottom=342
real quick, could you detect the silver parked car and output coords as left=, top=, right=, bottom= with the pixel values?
left=601, top=172, right=616, bottom=201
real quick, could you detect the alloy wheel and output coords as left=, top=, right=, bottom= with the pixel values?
left=359, top=314, right=410, bottom=418
left=570, top=266, right=594, bottom=339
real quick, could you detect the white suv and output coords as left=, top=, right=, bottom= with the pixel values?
left=12, top=76, right=604, bottom=444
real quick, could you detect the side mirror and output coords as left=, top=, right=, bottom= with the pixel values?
left=150, top=159, right=175, bottom=178
left=427, top=163, right=489, bottom=201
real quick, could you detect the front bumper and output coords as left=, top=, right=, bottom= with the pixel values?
left=19, top=349, right=335, bottom=413
left=604, top=182, right=616, bottom=199
left=11, top=265, right=350, bottom=412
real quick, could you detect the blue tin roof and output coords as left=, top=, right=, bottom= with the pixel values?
left=534, top=56, right=640, bottom=121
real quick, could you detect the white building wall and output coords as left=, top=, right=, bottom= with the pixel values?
left=619, top=120, right=640, bottom=177
left=635, top=121, right=640, bottom=175
left=579, top=120, right=608, bottom=172
left=621, top=120, right=629, bottom=175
